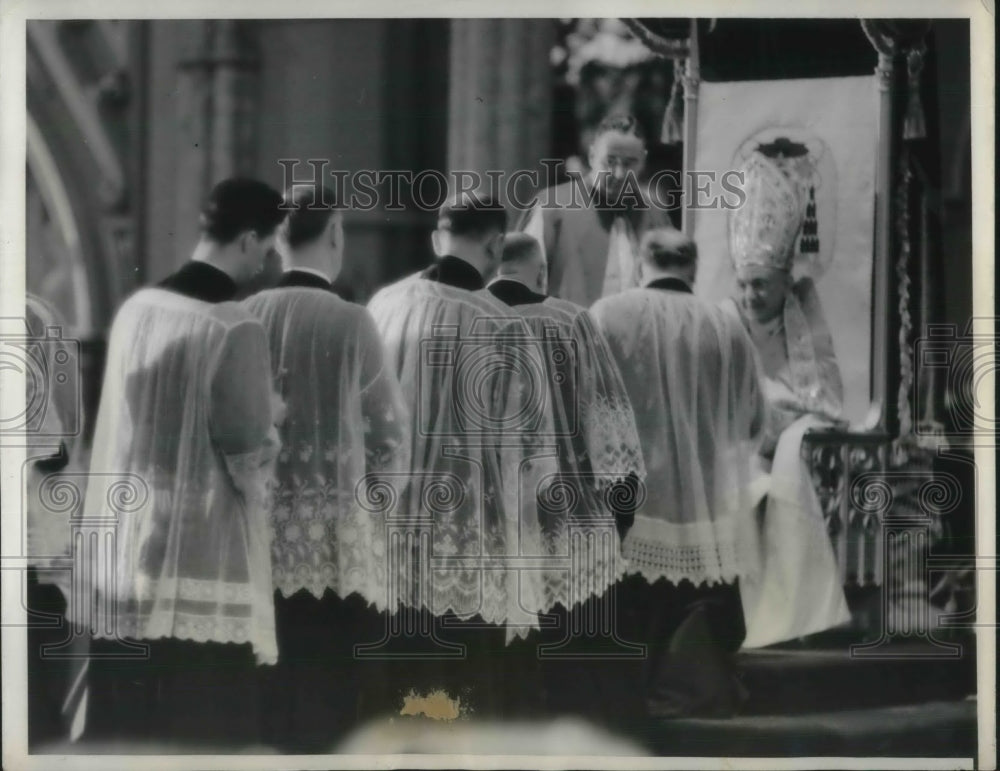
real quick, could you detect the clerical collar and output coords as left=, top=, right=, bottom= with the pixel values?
left=487, top=278, right=548, bottom=307
left=158, top=261, right=237, bottom=303
left=746, top=309, right=785, bottom=342
left=589, top=181, right=645, bottom=232
left=420, top=255, right=484, bottom=291
left=279, top=268, right=333, bottom=290
left=645, top=276, right=693, bottom=294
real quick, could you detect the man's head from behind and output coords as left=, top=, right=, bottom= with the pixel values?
left=277, top=183, right=345, bottom=279
left=432, top=190, right=507, bottom=277
left=495, top=233, right=546, bottom=294
left=735, top=264, right=792, bottom=324
left=199, top=178, right=285, bottom=282
left=588, top=113, right=648, bottom=202
left=639, top=228, right=698, bottom=288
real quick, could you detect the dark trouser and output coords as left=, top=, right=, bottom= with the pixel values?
left=618, top=574, right=747, bottom=719
left=26, top=569, right=78, bottom=748
left=85, top=636, right=261, bottom=747
left=359, top=606, right=508, bottom=720
left=536, top=588, right=647, bottom=731
left=261, top=590, right=385, bottom=752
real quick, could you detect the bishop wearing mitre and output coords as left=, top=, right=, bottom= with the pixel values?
left=721, top=149, right=852, bottom=649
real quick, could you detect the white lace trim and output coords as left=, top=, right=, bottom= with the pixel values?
left=621, top=514, right=746, bottom=586
left=539, top=527, right=626, bottom=611
left=587, top=393, right=646, bottom=483
left=269, top=491, right=390, bottom=607
left=96, top=611, right=277, bottom=666
left=83, top=576, right=277, bottom=665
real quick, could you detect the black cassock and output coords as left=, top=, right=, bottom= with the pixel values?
left=86, top=262, right=265, bottom=748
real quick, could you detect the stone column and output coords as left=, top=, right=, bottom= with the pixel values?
left=173, top=21, right=260, bottom=262
left=447, top=20, right=554, bottom=206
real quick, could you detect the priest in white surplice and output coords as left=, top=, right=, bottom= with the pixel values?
left=367, top=192, right=557, bottom=718
left=592, top=229, right=765, bottom=718
left=720, top=150, right=851, bottom=649
left=243, top=184, right=410, bottom=750
left=486, top=233, right=646, bottom=725
left=82, top=178, right=286, bottom=746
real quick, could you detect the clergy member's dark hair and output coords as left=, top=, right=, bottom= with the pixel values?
left=200, top=177, right=285, bottom=244
left=640, top=228, right=697, bottom=270
left=593, top=113, right=646, bottom=143
left=437, top=190, right=507, bottom=238
left=500, top=232, right=543, bottom=266
left=280, top=183, right=343, bottom=248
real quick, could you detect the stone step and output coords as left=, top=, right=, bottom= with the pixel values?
left=640, top=697, right=977, bottom=757
left=735, top=637, right=976, bottom=715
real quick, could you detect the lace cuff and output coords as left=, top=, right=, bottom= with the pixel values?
left=586, top=393, right=646, bottom=488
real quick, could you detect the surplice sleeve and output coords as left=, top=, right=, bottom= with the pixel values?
left=794, top=277, right=844, bottom=418
left=210, top=317, right=280, bottom=504
left=572, top=308, right=646, bottom=539
left=719, top=313, right=766, bottom=442
left=572, top=308, right=646, bottom=487
left=357, top=309, right=411, bottom=476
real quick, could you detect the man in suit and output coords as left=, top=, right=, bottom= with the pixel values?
left=533, top=113, right=675, bottom=307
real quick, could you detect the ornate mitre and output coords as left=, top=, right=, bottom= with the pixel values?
left=729, top=150, right=807, bottom=272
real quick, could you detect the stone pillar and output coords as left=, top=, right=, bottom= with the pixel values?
left=173, top=21, right=260, bottom=263
left=447, top=20, right=554, bottom=206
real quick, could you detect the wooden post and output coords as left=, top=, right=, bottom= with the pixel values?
left=681, top=18, right=700, bottom=237
left=870, top=50, right=896, bottom=431
left=447, top=19, right=553, bottom=205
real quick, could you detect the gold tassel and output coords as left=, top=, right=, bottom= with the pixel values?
left=904, top=45, right=927, bottom=141
left=660, top=58, right=685, bottom=145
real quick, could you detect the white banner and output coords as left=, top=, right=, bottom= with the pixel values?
left=692, top=75, right=877, bottom=424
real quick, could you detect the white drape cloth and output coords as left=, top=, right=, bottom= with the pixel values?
left=739, top=415, right=852, bottom=648
left=243, top=288, right=411, bottom=606
left=721, top=288, right=851, bottom=647
left=519, top=203, right=548, bottom=293
left=499, top=295, right=646, bottom=611
left=591, top=287, right=766, bottom=587
left=82, top=289, right=280, bottom=664
left=367, top=275, right=559, bottom=641
left=601, top=216, right=640, bottom=297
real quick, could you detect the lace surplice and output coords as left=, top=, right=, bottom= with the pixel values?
left=82, top=290, right=280, bottom=664
left=368, top=276, right=556, bottom=641
left=244, top=288, right=411, bottom=607
left=501, top=296, right=646, bottom=611
left=591, top=288, right=766, bottom=587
